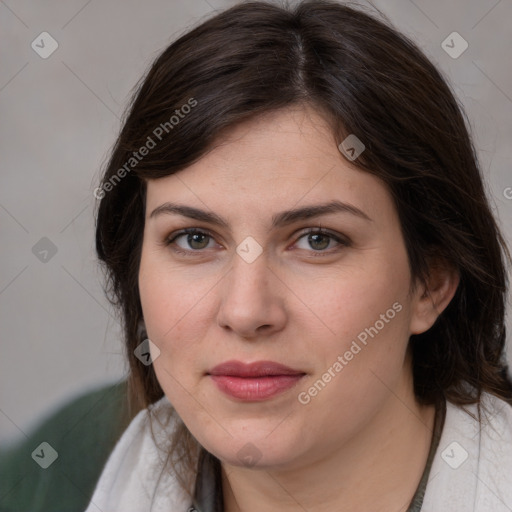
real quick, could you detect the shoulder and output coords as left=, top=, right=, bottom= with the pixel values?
left=84, top=394, right=193, bottom=512
left=445, top=392, right=512, bottom=442
left=422, top=393, right=512, bottom=512
left=477, top=393, right=512, bottom=447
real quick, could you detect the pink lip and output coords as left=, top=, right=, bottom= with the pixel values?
left=207, top=360, right=306, bottom=401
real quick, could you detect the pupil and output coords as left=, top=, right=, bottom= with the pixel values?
left=189, top=233, right=208, bottom=249
left=310, top=233, right=329, bottom=250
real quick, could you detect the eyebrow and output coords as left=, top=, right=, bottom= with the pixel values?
left=149, top=200, right=372, bottom=228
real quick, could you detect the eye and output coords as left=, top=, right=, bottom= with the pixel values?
left=293, top=228, right=349, bottom=255
left=165, top=228, right=217, bottom=255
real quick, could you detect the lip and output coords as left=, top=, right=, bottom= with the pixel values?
left=207, top=360, right=306, bottom=401
left=209, top=360, right=304, bottom=377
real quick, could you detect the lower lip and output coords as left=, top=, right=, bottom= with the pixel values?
left=209, top=374, right=304, bottom=401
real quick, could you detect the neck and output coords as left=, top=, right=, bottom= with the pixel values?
left=221, top=373, right=436, bottom=512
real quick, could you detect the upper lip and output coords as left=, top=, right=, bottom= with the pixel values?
left=208, top=360, right=305, bottom=377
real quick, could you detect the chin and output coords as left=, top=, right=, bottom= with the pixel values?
left=195, top=426, right=306, bottom=470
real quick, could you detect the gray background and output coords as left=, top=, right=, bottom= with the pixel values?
left=1, top=0, right=511, bottom=446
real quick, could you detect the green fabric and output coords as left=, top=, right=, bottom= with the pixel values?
left=0, top=379, right=133, bottom=512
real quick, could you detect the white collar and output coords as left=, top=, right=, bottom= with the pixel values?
left=85, top=392, right=512, bottom=512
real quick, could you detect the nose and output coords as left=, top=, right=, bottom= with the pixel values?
left=216, top=248, right=287, bottom=339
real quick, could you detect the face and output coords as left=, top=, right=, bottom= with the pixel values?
left=138, top=105, right=425, bottom=471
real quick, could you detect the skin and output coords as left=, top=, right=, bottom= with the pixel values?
left=138, top=104, right=459, bottom=511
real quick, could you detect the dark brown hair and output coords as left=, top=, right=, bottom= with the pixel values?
left=95, top=0, right=512, bottom=498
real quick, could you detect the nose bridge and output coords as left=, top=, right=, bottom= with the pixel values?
left=226, top=243, right=272, bottom=304
left=217, top=240, right=285, bottom=336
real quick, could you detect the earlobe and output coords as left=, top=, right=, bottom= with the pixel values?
left=409, top=260, right=460, bottom=335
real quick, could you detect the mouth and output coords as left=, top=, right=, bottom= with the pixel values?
left=207, top=360, right=306, bottom=401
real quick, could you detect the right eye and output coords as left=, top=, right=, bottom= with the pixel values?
left=165, top=228, right=219, bottom=255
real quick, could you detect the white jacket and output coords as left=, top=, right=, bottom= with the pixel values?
left=84, top=392, right=512, bottom=511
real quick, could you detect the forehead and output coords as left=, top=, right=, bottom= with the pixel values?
left=144, top=106, right=393, bottom=225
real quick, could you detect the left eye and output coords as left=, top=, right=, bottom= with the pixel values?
left=294, top=229, right=347, bottom=252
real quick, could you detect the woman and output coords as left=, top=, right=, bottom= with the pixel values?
left=85, top=1, right=512, bottom=510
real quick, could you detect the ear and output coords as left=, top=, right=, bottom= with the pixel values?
left=409, top=257, right=460, bottom=335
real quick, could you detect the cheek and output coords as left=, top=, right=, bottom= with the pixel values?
left=302, top=245, right=411, bottom=356
left=296, top=302, right=411, bottom=448
left=139, top=251, right=183, bottom=370
left=139, top=242, right=205, bottom=336
left=295, top=245, right=412, bottom=409
left=138, top=250, right=218, bottom=393
left=140, top=270, right=202, bottom=354
left=138, top=269, right=201, bottom=412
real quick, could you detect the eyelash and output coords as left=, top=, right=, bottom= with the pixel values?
left=164, top=227, right=350, bottom=257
